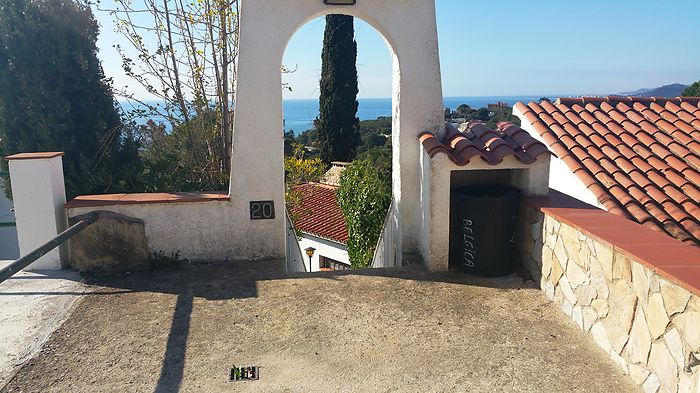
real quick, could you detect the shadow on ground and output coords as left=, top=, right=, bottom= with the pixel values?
left=2, top=261, right=638, bottom=393
left=90, top=261, right=537, bottom=393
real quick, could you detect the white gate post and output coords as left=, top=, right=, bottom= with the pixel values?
left=5, top=152, right=68, bottom=270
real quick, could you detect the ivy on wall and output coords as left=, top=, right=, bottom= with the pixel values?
left=337, top=159, right=391, bottom=268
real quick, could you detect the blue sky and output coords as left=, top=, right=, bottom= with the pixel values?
left=94, top=0, right=700, bottom=100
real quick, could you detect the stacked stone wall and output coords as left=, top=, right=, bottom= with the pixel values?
left=521, top=207, right=700, bottom=393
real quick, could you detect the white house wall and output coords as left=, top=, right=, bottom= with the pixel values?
left=297, top=234, right=349, bottom=272
left=67, top=202, right=236, bottom=262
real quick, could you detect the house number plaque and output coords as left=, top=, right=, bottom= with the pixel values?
left=250, top=201, right=275, bottom=220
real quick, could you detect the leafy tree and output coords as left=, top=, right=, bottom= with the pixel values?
left=137, top=109, right=228, bottom=192
left=104, top=0, right=240, bottom=172
left=0, top=0, right=141, bottom=198
left=284, top=143, right=326, bottom=187
left=338, top=158, right=391, bottom=268
left=472, top=108, right=491, bottom=121
left=356, top=147, right=392, bottom=181
left=284, top=131, right=296, bottom=156
left=314, top=14, right=361, bottom=163
left=455, top=104, right=473, bottom=118
left=359, top=133, right=389, bottom=153
left=682, top=82, right=700, bottom=97
left=539, top=97, right=552, bottom=103
left=295, top=128, right=318, bottom=147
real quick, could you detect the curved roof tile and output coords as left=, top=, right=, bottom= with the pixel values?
left=419, top=121, right=550, bottom=166
left=515, top=96, right=700, bottom=246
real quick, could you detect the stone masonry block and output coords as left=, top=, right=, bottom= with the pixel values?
left=70, top=211, right=150, bottom=273
left=593, top=240, right=614, bottom=281
left=673, top=311, right=700, bottom=351
left=632, top=261, right=651, bottom=310
left=608, top=280, right=638, bottom=335
left=613, top=252, right=632, bottom=282
left=647, top=293, right=670, bottom=340
left=660, top=279, right=691, bottom=317
left=627, top=303, right=652, bottom=364
left=648, top=341, right=679, bottom=393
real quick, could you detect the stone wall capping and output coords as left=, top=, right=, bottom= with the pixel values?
left=527, top=190, right=700, bottom=298
left=5, top=152, right=64, bottom=160
left=65, top=191, right=230, bottom=209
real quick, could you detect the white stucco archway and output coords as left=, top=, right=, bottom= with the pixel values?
left=229, top=0, right=443, bottom=261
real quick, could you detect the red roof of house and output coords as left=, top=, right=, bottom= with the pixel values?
left=289, top=183, right=348, bottom=244
left=419, top=121, right=550, bottom=166
left=515, top=96, right=700, bottom=245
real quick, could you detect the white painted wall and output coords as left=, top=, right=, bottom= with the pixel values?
left=8, top=156, right=67, bottom=269
left=230, top=0, right=444, bottom=262
left=0, top=178, right=19, bottom=260
left=513, top=105, right=606, bottom=210
left=297, top=233, right=349, bottom=272
left=67, top=201, right=235, bottom=262
left=421, top=147, right=550, bottom=272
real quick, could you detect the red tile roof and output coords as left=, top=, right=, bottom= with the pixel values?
left=515, top=96, right=700, bottom=245
left=419, top=121, right=550, bottom=166
left=289, top=183, right=348, bottom=244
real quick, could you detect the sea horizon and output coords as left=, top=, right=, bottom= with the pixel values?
left=118, top=95, right=557, bottom=134
left=283, top=95, right=549, bottom=133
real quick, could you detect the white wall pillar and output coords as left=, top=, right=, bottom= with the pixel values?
left=6, top=152, right=67, bottom=270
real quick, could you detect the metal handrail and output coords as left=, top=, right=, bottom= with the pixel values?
left=0, top=212, right=98, bottom=284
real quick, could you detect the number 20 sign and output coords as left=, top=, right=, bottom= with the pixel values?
left=250, top=201, right=275, bottom=220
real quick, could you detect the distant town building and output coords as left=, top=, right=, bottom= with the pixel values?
left=487, top=102, right=511, bottom=116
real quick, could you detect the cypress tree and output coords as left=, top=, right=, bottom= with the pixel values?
left=0, top=0, right=141, bottom=198
left=314, top=14, right=360, bottom=163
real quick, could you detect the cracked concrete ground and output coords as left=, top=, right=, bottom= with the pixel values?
left=1, top=261, right=638, bottom=392
left=0, top=262, right=87, bottom=388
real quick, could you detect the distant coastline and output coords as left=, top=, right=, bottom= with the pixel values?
left=118, top=95, right=550, bottom=134
left=283, top=96, right=545, bottom=133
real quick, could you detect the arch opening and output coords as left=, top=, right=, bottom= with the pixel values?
left=281, top=13, right=397, bottom=272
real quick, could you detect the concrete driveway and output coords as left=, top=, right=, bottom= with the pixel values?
left=0, top=262, right=87, bottom=389
left=1, top=261, right=638, bottom=392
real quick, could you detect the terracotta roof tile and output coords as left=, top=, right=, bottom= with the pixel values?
left=419, top=122, right=550, bottom=166
left=289, top=183, right=348, bottom=244
left=517, top=96, right=700, bottom=245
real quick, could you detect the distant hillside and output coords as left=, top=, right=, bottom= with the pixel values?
left=617, top=83, right=688, bottom=98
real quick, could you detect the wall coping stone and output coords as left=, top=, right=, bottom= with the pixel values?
left=527, top=190, right=700, bottom=297
left=5, top=152, right=64, bottom=160
left=64, top=191, right=230, bottom=209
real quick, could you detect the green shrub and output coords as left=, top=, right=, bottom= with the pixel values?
left=337, top=158, right=391, bottom=268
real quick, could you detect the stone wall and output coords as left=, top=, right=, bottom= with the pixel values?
left=521, top=207, right=700, bottom=393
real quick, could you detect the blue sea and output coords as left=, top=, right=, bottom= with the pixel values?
left=120, top=96, right=545, bottom=134
left=283, top=96, right=543, bottom=133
